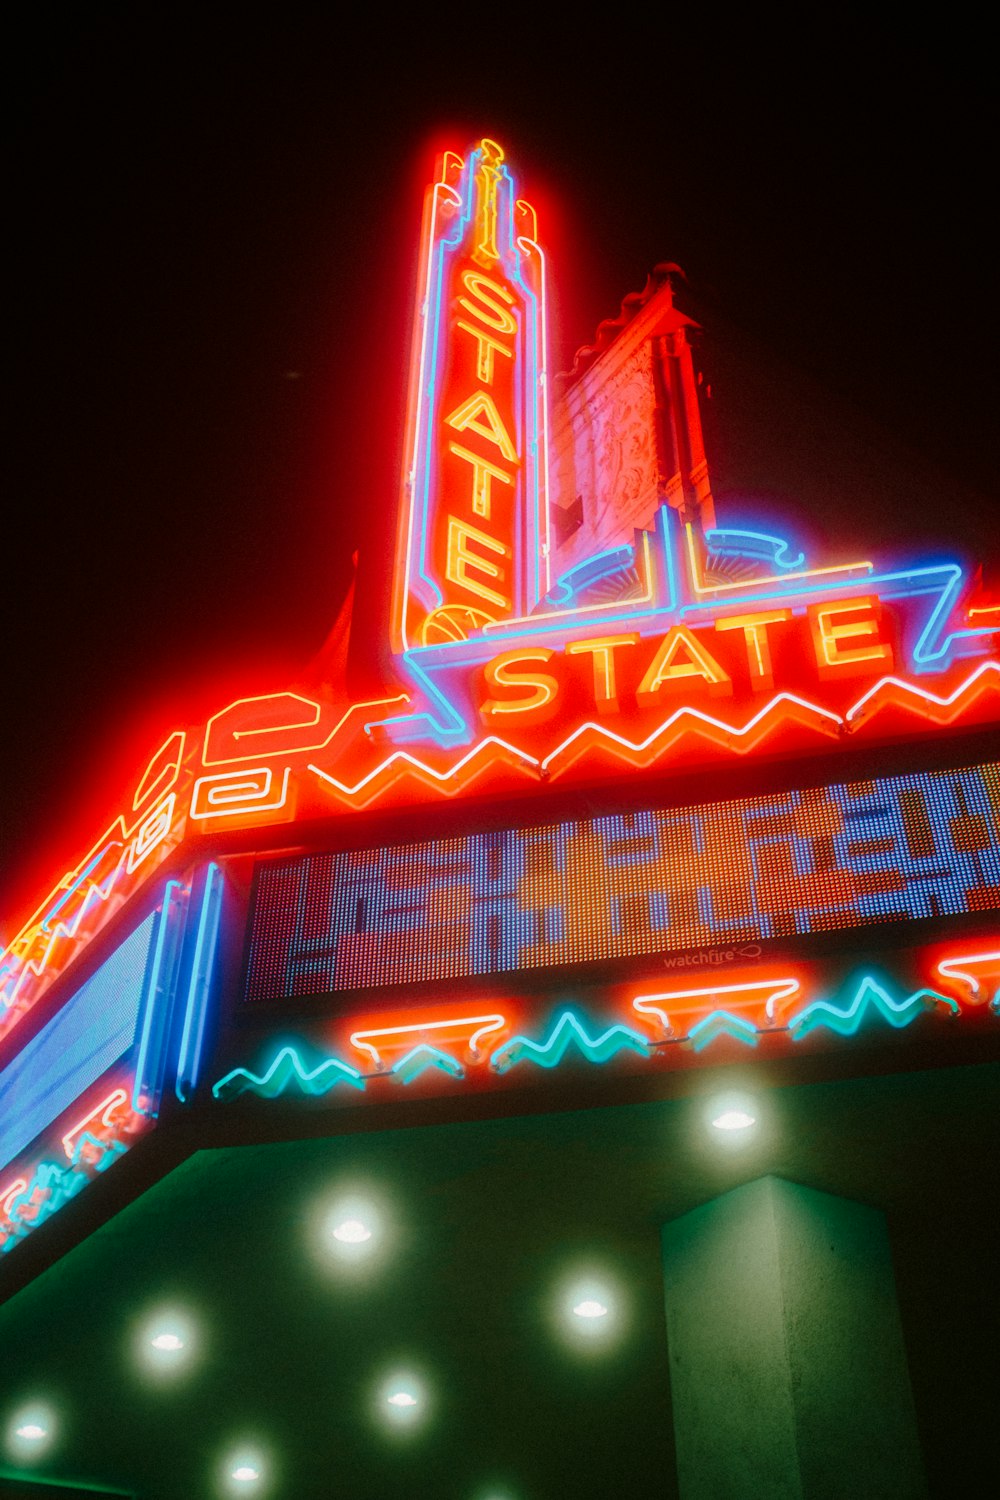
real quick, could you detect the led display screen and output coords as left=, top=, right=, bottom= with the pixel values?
left=244, top=762, right=999, bottom=1003
left=0, top=911, right=156, bottom=1171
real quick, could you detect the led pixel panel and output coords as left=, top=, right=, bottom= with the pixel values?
left=0, top=911, right=156, bottom=1172
left=244, top=762, right=1000, bottom=1003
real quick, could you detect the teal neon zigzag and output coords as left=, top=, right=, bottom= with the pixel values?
left=687, top=1010, right=759, bottom=1052
left=212, top=1047, right=365, bottom=1101
left=491, top=1011, right=652, bottom=1074
left=67, top=1130, right=128, bottom=1172
left=789, top=977, right=955, bottom=1040
left=392, top=1045, right=465, bottom=1084
left=1, top=1160, right=89, bottom=1253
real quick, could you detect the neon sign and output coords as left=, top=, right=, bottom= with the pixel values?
left=0, top=887, right=191, bottom=1255
left=0, top=136, right=997, bottom=1055
left=394, top=139, right=549, bottom=648
left=210, top=947, right=992, bottom=1105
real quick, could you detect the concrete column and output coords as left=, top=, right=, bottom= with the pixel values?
left=661, top=1176, right=925, bottom=1499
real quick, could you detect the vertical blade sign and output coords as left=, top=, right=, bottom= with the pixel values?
left=394, top=140, right=549, bottom=649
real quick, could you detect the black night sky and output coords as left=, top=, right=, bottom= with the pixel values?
left=5, top=11, right=997, bottom=928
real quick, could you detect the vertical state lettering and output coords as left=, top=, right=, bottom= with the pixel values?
left=394, top=141, right=548, bottom=650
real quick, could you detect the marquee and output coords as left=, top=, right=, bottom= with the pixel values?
left=1, top=139, right=997, bottom=1263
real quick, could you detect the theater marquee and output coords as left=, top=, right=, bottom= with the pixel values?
left=1, top=139, right=997, bottom=1261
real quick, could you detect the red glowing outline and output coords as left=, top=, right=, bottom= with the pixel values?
left=189, top=767, right=290, bottom=821
left=131, top=730, right=186, bottom=813
left=1, top=1178, right=27, bottom=1216
left=632, top=977, right=801, bottom=1036
left=935, top=949, right=1000, bottom=1004
left=60, top=1086, right=130, bottom=1160
left=349, top=1012, right=509, bottom=1068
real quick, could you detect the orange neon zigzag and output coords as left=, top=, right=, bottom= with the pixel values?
left=3, top=661, right=997, bottom=1037
left=306, top=661, right=1000, bottom=808
left=0, top=790, right=182, bottom=1030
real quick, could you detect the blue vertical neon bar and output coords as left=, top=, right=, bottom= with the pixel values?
left=175, top=863, right=224, bottom=1103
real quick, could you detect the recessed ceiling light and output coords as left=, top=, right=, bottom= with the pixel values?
left=711, top=1108, right=756, bottom=1131
left=6, top=1403, right=56, bottom=1460
left=15, top=1422, right=47, bottom=1440
left=332, top=1218, right=372, bottom=1243
left=138, top=1309, right=197, bottom=1375
left=572, top=1298, right=608, bottom=1319
left=221, top=1446, right=268, bottom=1494
left=705, top=1091, right=761, bottom=1139
left=151, top=1331, right=185, bottom=1350
left=376, top=1371, right=428, bottom=1429
left=559, top=1276, right=622, bottom=1346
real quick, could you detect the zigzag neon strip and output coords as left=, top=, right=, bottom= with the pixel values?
left=845, top=660, right=1000, bottom=728
left=391, top=1046, right=465, bottom=1084
left=686, top=1011, right=759, bottom=1051
left=788, top=976, right=956, bottom=1040
left=0, top=842, right=129, bottom=1024
left=211, top=1047, right=365, bottom=1101
left=490, top=1011, right=651, bottom=1074
left=1, top=788, right=182, bottom=1034
left=306, top=661, right=998, bottom=810
left=309, top=736, right=540, bottom=806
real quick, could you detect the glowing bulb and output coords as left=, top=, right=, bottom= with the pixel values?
left=7, top=1402, right=57, bottom=1459
left=572, top=1299, right=608, bottom=1319
left=387, top=1391, right=418, bottom=1408
left=711, top=1109, right=756, bottom=1131
left=332, top=1219, right=371, bottom=1243
left=232, top=1466, right=260, bottom=1482
left=151, top=1332, right=184, bottom=1350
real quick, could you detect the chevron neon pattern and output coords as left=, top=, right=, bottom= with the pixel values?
left=211, top=1047, right=365, bottom=1101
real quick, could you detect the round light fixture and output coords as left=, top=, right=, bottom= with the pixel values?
left=137, top=1308, right=198, bottom=1377
left=151, top=1331, right=185, bottom=1351
left=558, top=1274, right=622, bottom=1347
left=711, top=1108, right=756, bottom=1131
left=6, top=1402, right=56, bottom=1461
left=219, top=1444, right=269, bottom=1496
left=319, top=1191, right=385, bottom=1270
left=572, top=1298, right=608, bottom=1319
left=332, top=1218, right=372, bottom=1244
left=704, top=1090, right=761, bottom=1144
left=375, top=1370, right=428, bottom=1431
